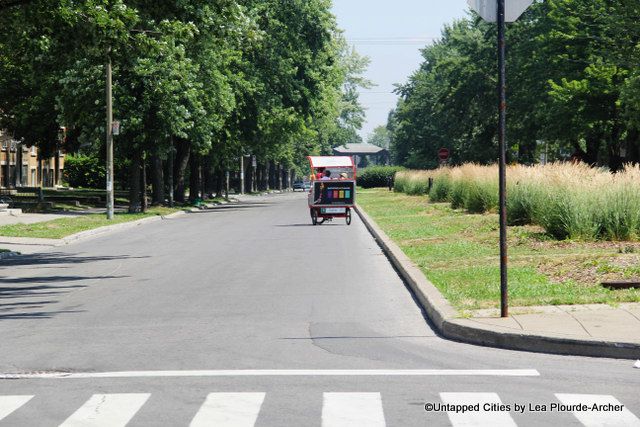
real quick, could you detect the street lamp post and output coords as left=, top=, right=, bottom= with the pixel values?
left=106, top=47, right=114, bottom=220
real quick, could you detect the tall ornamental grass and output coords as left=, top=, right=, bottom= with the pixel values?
left=394, top=163, right=640, bottom=241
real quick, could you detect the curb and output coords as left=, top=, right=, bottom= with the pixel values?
left=355, top=204, right=640, bottom=360
left=60, top=210, right=188, bottom=244
left=0, top=210, right=189, bottom=251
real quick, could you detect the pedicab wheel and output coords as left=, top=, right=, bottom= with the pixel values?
left=311, top=208, right=318, bottom=225
left=345, top=208, right=352, bottom=225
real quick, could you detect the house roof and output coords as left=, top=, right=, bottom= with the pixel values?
left=333, top=143, right=387, bottom=155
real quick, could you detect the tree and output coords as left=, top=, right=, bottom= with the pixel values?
left=367, top=126, right=390, bottom=149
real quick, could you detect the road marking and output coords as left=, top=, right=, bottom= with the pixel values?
left=59, top=393, right=150, bottom=427
left=440, top=392, right=517, bottom=427
left=322, top=392, right=385, bottom=427
left=190, top=392, right=265, bottom=427
left=0, top=369, right=540, bottom=379
left=555, top=394, right=640, bottom=427
left=0, top=395, right=33, bottom=421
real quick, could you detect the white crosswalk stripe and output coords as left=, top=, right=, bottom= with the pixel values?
left=58, top=393, right=150, bottom=427
left=322, top=392, right=386, bottom=427
left=0, top=395, right=33, bottom=421
left=0, top=391, right=638, bottom=426
left=190, top=392, right=265, bottom=427
left=555, top=394, right=640, bottom=427
left=440, top=392, right=517, bottom=427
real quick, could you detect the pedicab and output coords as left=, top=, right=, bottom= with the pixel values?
left=307, top=156, right=356, bottom=225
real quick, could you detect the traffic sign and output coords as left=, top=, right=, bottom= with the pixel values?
left=467, top=0, right=533, bottom=22
left=438, top=148, right=450, bottom=161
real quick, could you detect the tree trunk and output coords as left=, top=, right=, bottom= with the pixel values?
left=141, top=152, right=148, bottom=213
left=585, top=132, right=601, bottom=166
left=269, top=161, right=276, bottom=189
left=151, top=152, right=164, bottom=205
left=203, top=154, right=215, bottom=198
left=277, top=163, right=283, bottom=190
left=166, top=141, right=175, bottom=207
left=245, top=159, right=253, bottom=194
left=189, top=152, right=201, bottom=202
left=626, top=129, right=640, bottom=164
left=128, top=149, right=142, bottom=213
left=174, top=139, right=190, bottom=203
left=215, top=168, right=224, bottom=198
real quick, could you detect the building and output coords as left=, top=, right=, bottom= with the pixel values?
left=0, top=129, right=64, bottom=188
left=332, top=143, right=390, bottom=168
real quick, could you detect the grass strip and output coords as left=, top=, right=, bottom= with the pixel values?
left=0, top=207, right=181, bottom=239
left=358, top=188, right=640, bottom=310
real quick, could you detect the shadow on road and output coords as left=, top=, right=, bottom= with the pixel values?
left=0, top=252, right=136, bottom=320
left=0, top=252, right=148, bottom=267
left=0, top=283, right=87, bottom=320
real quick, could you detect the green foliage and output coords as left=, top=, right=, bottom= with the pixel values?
left=0, top=0, right=362, bottom=209
left=388, top=0, right=640, bottom=170
left=358, top=166, right=405, bottom=189
left=394, top=164, right=640, bottom=241
left=429, top=175, right=451, bottom=202
left=63, top=154, right=106, bottom=189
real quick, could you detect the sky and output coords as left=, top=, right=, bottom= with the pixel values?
left=331, top=0, right=470, bottom=140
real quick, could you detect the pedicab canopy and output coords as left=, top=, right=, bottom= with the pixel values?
left=307, top=156, right=355, bottom=170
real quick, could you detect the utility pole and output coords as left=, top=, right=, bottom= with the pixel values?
left=106, top=47, right=114, bottom=220
left=497, top=0, right=508, bottom=318
left=240, top=154, right=245, bottom=195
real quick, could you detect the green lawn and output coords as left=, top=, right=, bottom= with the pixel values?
left=0, top=207, right=181, bottom=239
left=357, top=188, right=640, bottom=310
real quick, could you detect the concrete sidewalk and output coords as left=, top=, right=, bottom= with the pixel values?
left=468, top=303, right=640, bottom=345
left=355, top=205, right=640, bottom=360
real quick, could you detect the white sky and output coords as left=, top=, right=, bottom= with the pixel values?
left=331, top=0, right=470, bottom=140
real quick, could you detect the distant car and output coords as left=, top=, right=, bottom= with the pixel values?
left=293, top=180, right=311, bottom=191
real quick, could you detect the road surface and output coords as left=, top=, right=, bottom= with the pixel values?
left=0, top=192, right=638, bottom=426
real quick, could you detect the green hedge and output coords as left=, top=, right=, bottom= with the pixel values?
left=63, top=154, right=106, bottom=189
left=358, top=166, right=405, bottom=188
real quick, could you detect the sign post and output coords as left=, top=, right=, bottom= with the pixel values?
left=438, top=148, right=450, bottom=166
left=467, top=0, right=533, bottom=318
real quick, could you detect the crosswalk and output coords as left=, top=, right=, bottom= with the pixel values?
left=0, top=392, right=638, bottom=426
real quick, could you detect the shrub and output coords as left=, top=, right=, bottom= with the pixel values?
left=358, top=166, right=405, bottom=188
left=391, top=162, right=640, bottom=241
left=507, top=181, right=542, bottom=226
left=429, top=174, right=451, bottom=202
left=464, top=180, right=498, bottom=213
left=63, top=154, right=106, bottom=189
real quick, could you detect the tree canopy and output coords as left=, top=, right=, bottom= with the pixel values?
left=388, top=0, right=640, bottom=170
left=0, top=0, right=370, bottom=206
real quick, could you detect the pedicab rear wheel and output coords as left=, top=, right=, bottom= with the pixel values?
left=311, top=208, right=318, bottom=225
left=345, top=208, right=352, bottom=225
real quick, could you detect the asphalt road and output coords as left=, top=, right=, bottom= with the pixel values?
left=0, top=192, right=638, bottom=426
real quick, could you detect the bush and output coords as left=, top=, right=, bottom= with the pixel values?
left=358, top=166, right=405, bottom=188
left=464, top=180, right=498, bottom=213
left=429, top=174, right=451, bottom=202
left=63, top=154, right=106, bottom=189
left=392, top=163, right=640, bottom=241
left=507, top=182, right=539, bottom=226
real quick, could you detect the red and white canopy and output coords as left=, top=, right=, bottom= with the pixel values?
left=308, top=156, right=354, bottom=169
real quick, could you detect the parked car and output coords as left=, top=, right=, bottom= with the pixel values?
left=293, top=180, right=311, bottom=191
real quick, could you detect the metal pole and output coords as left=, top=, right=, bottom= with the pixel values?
left=240, top=155, right=244, bottom=195
left=106, top=47, right=114, bottom=220
left=498, top=0, right=508, bottom=318
left=167, top=139, right=175, bottom=207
